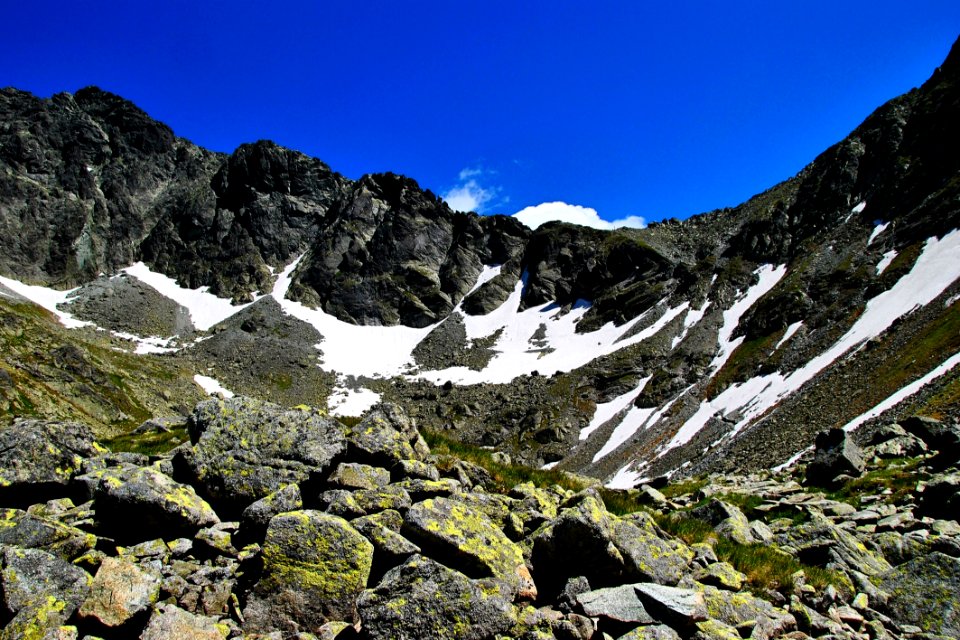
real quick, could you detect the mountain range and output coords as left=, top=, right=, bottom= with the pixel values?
left=1, top=37, right=959, bottom=490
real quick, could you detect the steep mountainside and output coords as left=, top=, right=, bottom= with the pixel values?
left=1, top=37, right=959, bottom=487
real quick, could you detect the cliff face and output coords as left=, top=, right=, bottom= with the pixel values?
left=1, top=37, right=959, bottom=484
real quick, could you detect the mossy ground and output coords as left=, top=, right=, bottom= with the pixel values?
left=102, top=426, right=190, bottom=456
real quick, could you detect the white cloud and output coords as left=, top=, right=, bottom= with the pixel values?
left=443, top=179, right=496, bottom=213
left=512, top=201, right=646, bottom=231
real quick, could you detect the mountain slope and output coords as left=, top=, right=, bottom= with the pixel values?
left=1, top=37, right=958, bottom=486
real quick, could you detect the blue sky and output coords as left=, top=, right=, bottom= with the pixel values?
left=2, top=2, right=958, bottom=227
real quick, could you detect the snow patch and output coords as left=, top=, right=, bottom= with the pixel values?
left=709, top=264, right=788, bottom=373
left=875, top=250, right=898, bottom=275
left=606, top=461, right=649, bottom=489
left=193, top=374, right=235, bottom=398
left=671, top=302, right=710, bottom=349
left=867, top=221, right=889, bottom=246
left=663, top=229, right=960, bottom=455
left=123, top=262, right=251, bottom=331
left=842, top=351, right=960, bottom=432
left=775, top=321, right=803, bottom=350
left=579, top=386, right=643, bottom=441
left=328, top=385, right=382, bottom=417
left=0, top=275, right=93, bottom=329
left=111, top=332, right=179, bottom=355
left=852, top=201, right=867, bottom=214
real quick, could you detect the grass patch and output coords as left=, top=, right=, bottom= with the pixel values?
left=102, top=426, right=189, bottom=456
left=660, top=477, right=708, bottom=499
left=828, top=457, right=928, bottom=507
left=422, top=429, right=589, bottom=494
left=910, top=374, right=960, bottom=420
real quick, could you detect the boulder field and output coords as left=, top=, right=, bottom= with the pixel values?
left=0, top=397, right=958, bottom=639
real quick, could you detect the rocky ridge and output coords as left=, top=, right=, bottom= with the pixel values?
left=1, top=37, right=959, bottom=485
left=0, top=397, right=959, bottom=639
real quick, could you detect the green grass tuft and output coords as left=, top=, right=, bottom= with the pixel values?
left=102, top=427, right=189, bottom=456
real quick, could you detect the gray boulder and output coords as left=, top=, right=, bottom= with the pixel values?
left=139, top=604, right=227, bottom=640
left=87, top=464, right=219, bottom=541
left=347, top=403, right=426, bottom=466
left=634, top=583, right=707, bottom=630
left=238, top=483, right=302, bottom=543
left=880, top=551, right=960, bottom=637
left=804, top=428, right=865, bottom=488
left=0, top=509, right=95, bottom=561
left=244, top=510, right=373, bottom=633
left=76, top=556, right=160, bottom=628
left=0, top=545, right=91, bottom=640
left=179, top=396, right=347, bottom=514
left=576, top=583, right=655, bottom=625
left=357, top=554, right=515, bottom=640
left=918, top=473, right=960, bottom=522
left=0, top=419, right=101, bottom=506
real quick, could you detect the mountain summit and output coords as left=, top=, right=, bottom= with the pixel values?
left=1, top=37, right=959, bottom=488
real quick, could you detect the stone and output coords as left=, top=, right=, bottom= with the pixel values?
left=694, top=561, right=746, bottom=591
left=698, top=585, right=796, bottom=639
left=357, top=554, right=514, bottom=640
left=244, top=510, right=373, bottom=633
left=328, top=462, right=391, bottom=490
left=614, top=512, right=694, bottom=585
left=76, top=557, right=160, bottom=628
left=179, top=396, right=347, bottom=515
left=576, top=584, right=655, bottom=624
left=351, top=512, right=420, bottom=567
left=403, top=497, right=532, bottom=598
left=688, top=499, right=756, bottom=545
left=239, top=483, right=303, bottom=542
left=616, top=624, right=682, bottom=640
left=634, top=583, right=707, bottom=629
left=0, top=546, right=91, bottom=640
left=140, top=604, right=228, bottom=640
left=917, top=473, right=960, bottom=522
left=692, top=619, right=743, bottom=640
left=880, top=551, right=960, bottom=637
left=393, top=459, right=441, bottom=482
left=0, top=419, right=102, bottom=506
left=0, top=509, right=96, bottom=561
left=87, top=465, right=219, bottom=541
left=804, top=428, right=865, bottom=488
left=347, top=404, right=423, bottom=465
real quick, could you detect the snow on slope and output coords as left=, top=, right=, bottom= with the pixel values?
left=867, top=221, right=890, bottom=245
left=579, top=386, right=642, bottom=441
left=194, top=374, right=235, bottom=398
left=842, top=351, right=960, bottom=432
left=775, top=321, right=803, bottom=350
left=660, top=229, right=960, bottom=458
left=709, top=265, right=788, bottom=373
left=0, top=275, right=93, bottom=328
left=328, top=384, right=383, bottom=417
left=123, top=262, right=253, bottom=332
left=876, top=250, right=898, bottom=275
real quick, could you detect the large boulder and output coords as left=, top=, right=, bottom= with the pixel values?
left=0, top=509, right=96, bottom=561
left=697, top=585, right=796, bottom=639
left=357, top=554, right=515, bottom=640
left=901, top=415, right=960, bottom=465
left=237, top=483, right=302, bottom=544
left=243, top=510, right=373, bottom=633
left=688, top=499, right=757, bottom=545
left=530, top=491, right=691, bottom=598
left=347, top=403, right=427, bottom=466
left=178, top=396, right=348, bottom=515
left=0, top=545, right=92, bottom=640
left=880, top=551, right=960, bottom=638
left=87, top=465, right=219, bottom=541
left=0, top=419, right=102, bottom=506
left=917, top=473, right=960, bottom=521
left=76, top=556, right=161, bottom=629
left=139, top=604, right=228, bottom=640
left=804, top=428, right=865, bottom=488
left=403, top=497, right=533, bottom=599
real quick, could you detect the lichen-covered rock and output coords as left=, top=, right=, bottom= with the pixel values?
left=781, top=512, right=891, bottom=577
left=634, top=583, right=707, bottom=630
left=180, top=396, right=347, bottom=514
left=0, top=419, right=102, bottom=506
left=394, top=459, right=441, bottom=482
left=88, top=465, right=219, bottom=541
left=698, top=585, right=796, bottom=639
left=351, top=511, right=420, bottom=568
left=347, top=404, right=423, bottom=465
left=0, top=546, right=91, bottom=640
left=614, top=512, right=694, bottom=586
left=403, top=497, right=532, bottom=598
left=357, top=554, right=515, bottom=640
left=0, top=509, right=96, bottom=561
left=576, top=584, right=654, bottom=625
left=688, top=499, right=757, bottom=545
left=694, top=562, right=746, bottom=591
left=238, top=483, right=302, bottom=543
left=880, top=551, right=960, bottom=637
left=76, top=556, right=160, bottom=628
left=804, top=428, right=865, bottom=488
left=917, top=473, right=960, bottom=522
left=244, top=510, right=373, bottom=633
left=139, top=604, right=228, bottom=640
left=328, top=462, right=391, bottom=490
left=616, top=624, right=682, bottom=640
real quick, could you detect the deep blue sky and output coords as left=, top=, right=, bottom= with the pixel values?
left=2, top=2, right=958, bottom=224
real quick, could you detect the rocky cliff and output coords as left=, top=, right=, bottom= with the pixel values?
left=1, top=38, right=959, bottom=489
